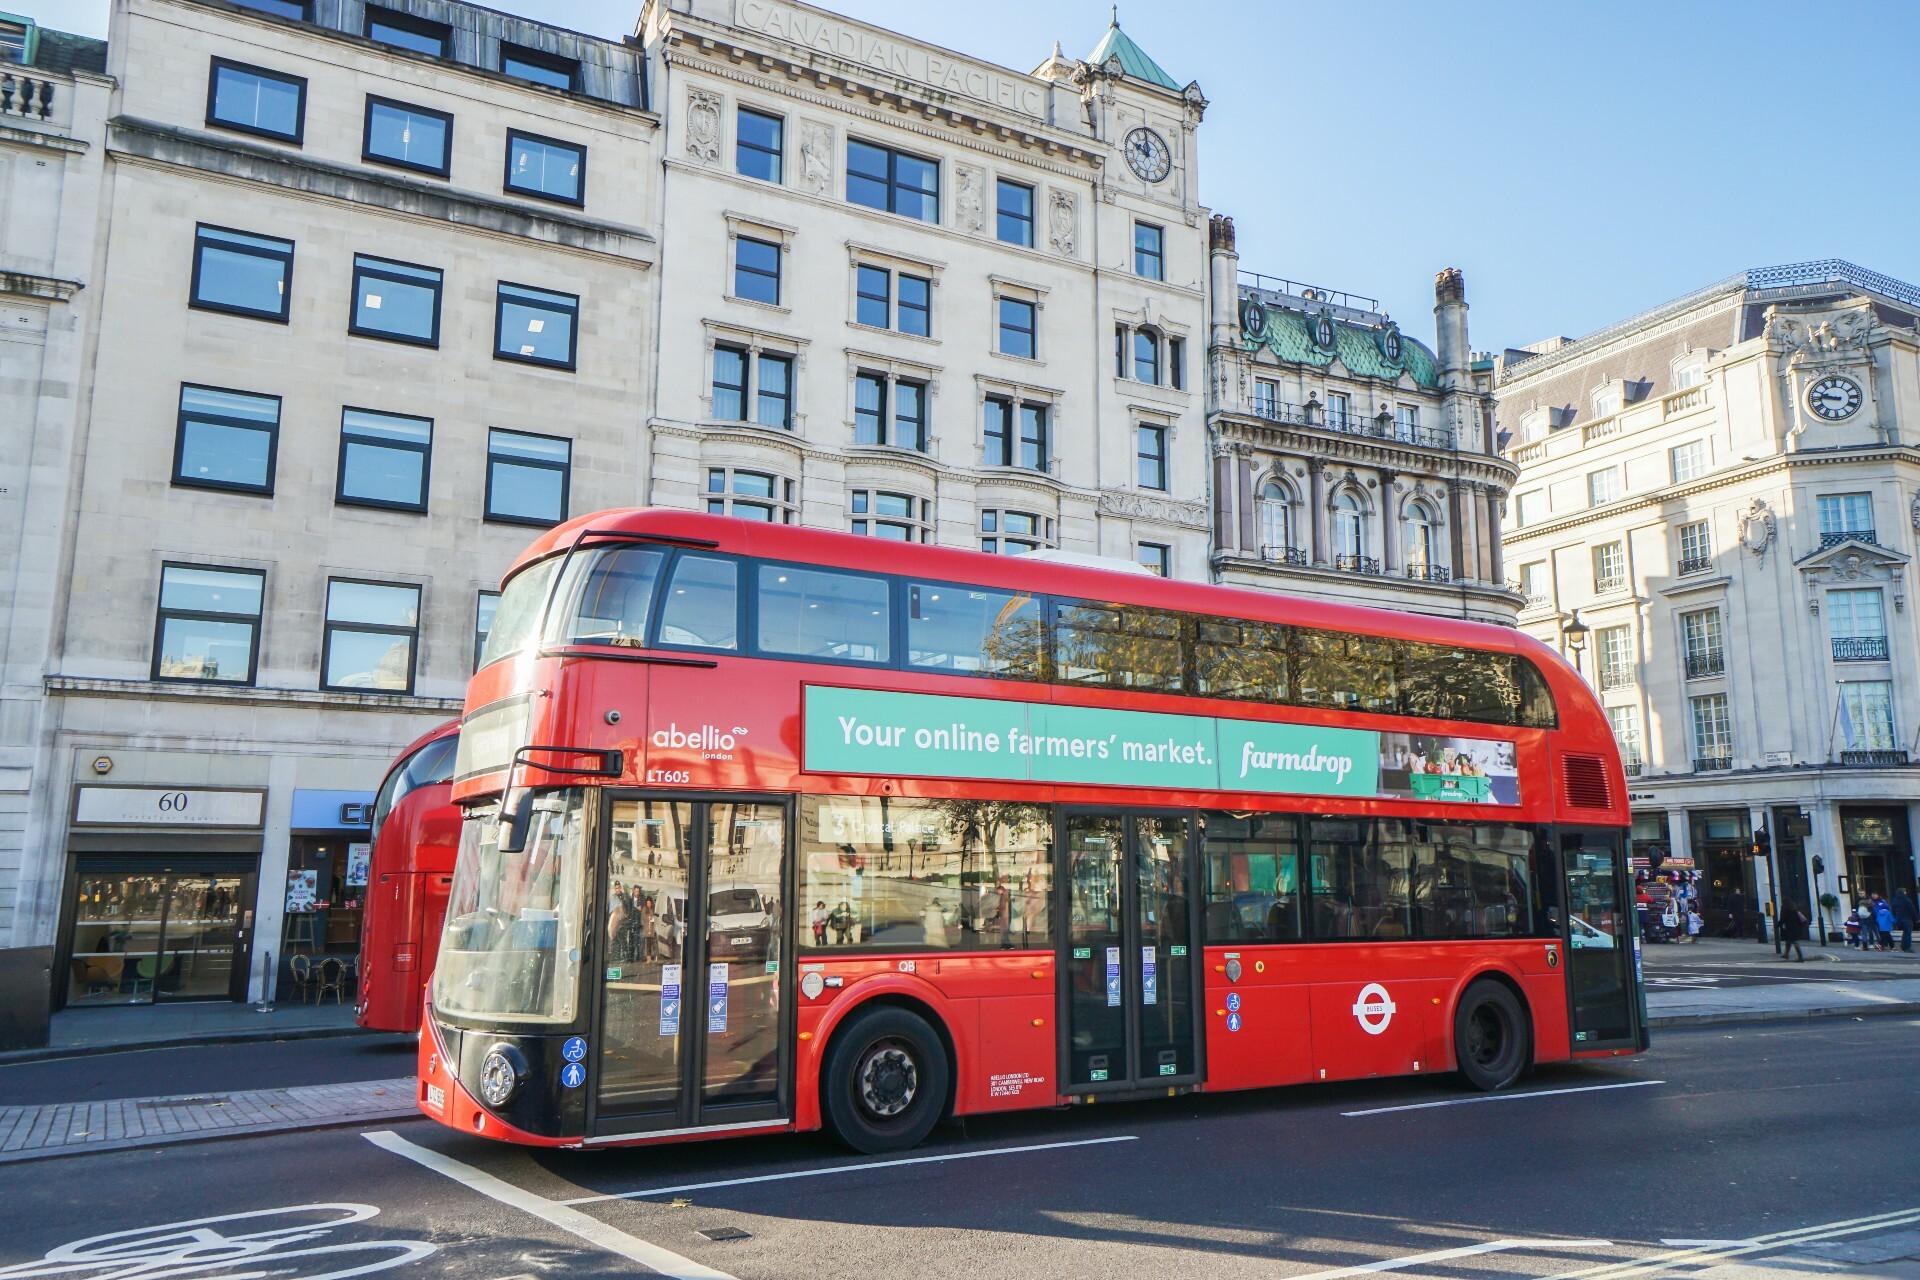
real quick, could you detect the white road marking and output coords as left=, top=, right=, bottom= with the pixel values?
left=1282, top=1237, right=1612, bottom=1280
left=1549, top=1205, right=1920, bottom=1280
left=363, top=1131, right=738, bottom=1280
left=0, top=1203, right=435, bottom=1279
left=1342, top=1080, right=1664, bottom=1116
left=562, top=1134, right=1140, bottom=1206
left=1658, top=1239, right=1758, bottom=1247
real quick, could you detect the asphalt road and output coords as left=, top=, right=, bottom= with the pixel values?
left=2, top=1017, right=1916, bottom=1280
left=0, top=1030, right=416, bottom=1105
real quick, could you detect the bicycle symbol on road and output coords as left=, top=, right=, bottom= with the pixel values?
left=0, top=1202, right=435, bottom=1279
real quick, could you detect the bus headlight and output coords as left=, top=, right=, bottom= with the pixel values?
left=479, top=1045, right=524, bottom=1108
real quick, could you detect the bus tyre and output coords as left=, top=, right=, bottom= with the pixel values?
left=1454, top=981, right=1529, bottom=1092
left=822, top=1006, right=949, bottom=1154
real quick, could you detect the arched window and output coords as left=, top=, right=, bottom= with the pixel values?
left=1334, top=489, right=1365, bottom=560
left=1133, top=327, right=1160, bottom=385
left=1405, top=499, right=1440, bottom=573
left=1259, top=479, right=1291, bottom=552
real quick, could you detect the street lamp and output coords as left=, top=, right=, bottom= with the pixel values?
left=1560, top=609, right=1590, bottom=676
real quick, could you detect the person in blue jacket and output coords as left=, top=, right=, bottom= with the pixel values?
left=1874, top=894, right=1897, bottom=952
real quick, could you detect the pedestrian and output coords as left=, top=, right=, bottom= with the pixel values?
left=1779, top=897, right=1807, bottom=961
left=1858, top=899, right=1879, bottom=950
left=1728, top=889, right=1747, bottom=941
left=810, top=900, right=828, bottom=947
left=1845, top=905, right=1864, bottom=948
left=1892, top=888, right=1917, bottom=954
left=1874, top=894, right=1896, bottom=952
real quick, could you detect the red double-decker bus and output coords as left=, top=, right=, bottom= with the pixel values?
left=420, top=509, right=1643, bottom=1153
left=357, top=720, right=461, bottom=1034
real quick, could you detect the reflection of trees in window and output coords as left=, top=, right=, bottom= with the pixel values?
left=1293, top=631, right=1397, bottom=713
left=974, top=593, right=1047, bottom=681
left=1054, top=602, right=1183, bottom=691
left=1194, top=618, right=1289, bottom=701
left=1398, top=640, right=1521, bottom=723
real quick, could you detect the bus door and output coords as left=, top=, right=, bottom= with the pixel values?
left=590, top=796, right=791, bottom=1138
left=1060, top=811, right=1202, bottom=1093
left=1560, top=827, right=1640, bottom=1049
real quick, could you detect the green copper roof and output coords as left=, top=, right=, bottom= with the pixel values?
left=1242, top=307, right=1441, bottom=390
left=1087, top=20, right=1180, bottom=91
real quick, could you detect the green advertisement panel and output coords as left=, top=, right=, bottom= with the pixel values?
left=804, top=686, right=1385, bottom=800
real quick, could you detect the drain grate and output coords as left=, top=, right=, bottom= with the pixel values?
left=696, top=1227, right=751, bottom=1243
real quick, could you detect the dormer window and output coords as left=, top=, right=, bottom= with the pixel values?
left=0, top=18, right=28, bottom=65
left=1592, top=388, right=1622, bottom=418
left=1674, top=363, right=1705, bottom=390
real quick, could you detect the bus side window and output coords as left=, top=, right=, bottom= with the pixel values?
left=1200, top=812, right=1302, bottom=942
left=656, top=554, right=739, bottom=651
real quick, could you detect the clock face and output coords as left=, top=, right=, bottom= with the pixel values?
left=1124, top=127, right=1171, bottom=183
left=1806, top=375, right=1863, bottom=420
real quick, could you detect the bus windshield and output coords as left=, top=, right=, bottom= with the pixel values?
left=433, top=791, right=586, bottom=1023
left=476, top=558, right=559, bottom=669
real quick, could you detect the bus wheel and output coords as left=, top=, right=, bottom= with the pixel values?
left=822, top=1006, right=949, bottom=1154
left=1453, top=981, right=1529, bottom=1091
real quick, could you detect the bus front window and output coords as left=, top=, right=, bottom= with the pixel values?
left=433, top=791, right=586, bottom=1023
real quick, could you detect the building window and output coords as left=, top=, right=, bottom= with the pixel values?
left=1818, top=492, right=1876, bottom=545
left=322, top=579, right=420, bottom=694
left=362, top=97, right=452, bottom=177
left=364, top=5, right=449, bottom=56
left=1518, top=561, right=1547, bottom=605
left=1840, top=681, right=1897, bottom=752
left=233, top=0, right=309, bottom=18
left=980, top=509, right=1053, bottom=555
left=500, top=44, right=579, bottom=92
left=850, top=490, right=931, bottom=541
left=846, top=139, right=939, bottom=222
left=1134, top=222, right=1164, bottom=280
left=494, top=282, right=578, bottom=368
left=735, top=107, right=784, bottom=182
left=1168, top=337, right=1185, bottom=390
left=1670, top=441, right=1707, bottom=484
left=1681, top=609, right=1724, bottom=679
left=997, top=179, right=1033, bottom=246
left=351, top=254, right=442, bottom=346
left=1673, top=362, right=1705, bottom=390
left=1690, top=692, right=1732, bottom=769
left=1137, top=542, right=1171, bottom=577
left=854, top=264, right=931, bottom=335
left=504, top=130, right=584, bottom=205
left=474, top=590, right=500, bottom=671
left=337, top=408, right=431, bottom=512
left=983, top=397, right=1048, bottom=471
left=1132, top=328, right=1161, bottom=384
left=1404, top=499, right=1442, bottom=574
left=1515, top=490, right=1546, bottom=527
left=0, top=17, right=30, bottom=63
left=1253, top=379, right=1279, bottom=418
left=1258, top=480, right=1292, bottom=553
left=732, top=236, right=781, bottom=306
left=711, top=345, right=793, bottom=429
left=1595, top=624, right=1634, bottom=690
left=998, top=297, right=1036, bottom=359
left=190, top=225, right=293, bottom=322
left=206, top=58, right=306, bottom=144
left=1588, top=467, right=1622, bottom=506
left=853, top=372, right=928, bottom=451
left=1137, top=424, right=1168, bottom=490
left=485, top=428, right=570, bottom=525
left=1593, top=388, right=1622, bottom=418
left=1592, top=541, right=1626, bottom=593
left=1606, top=705, right=1642, bottom=771
left=1829, top=588, right=1888, bottom=661
left=1333, top=489, right=1366, bottom=560
left=1677, top=520, right=1712, bottom=575
left=153, top=564, right=265, bottom=684
left=706, top=468, right=795, bottom=523
left=1326, top=391, right=1351, bottom=430
left=173, top=385, right=279, bottom=495
left=1395, top=404, right=1419, bottom=439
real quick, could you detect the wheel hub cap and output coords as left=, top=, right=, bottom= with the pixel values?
left=859, top=1045, right=917, bottom=1117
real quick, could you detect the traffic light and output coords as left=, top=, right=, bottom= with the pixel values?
left=1752, top=828, right=1772, bottom=859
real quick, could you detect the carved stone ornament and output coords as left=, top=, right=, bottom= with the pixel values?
left=800, top=122, right=831, bottom=194
left=1739, top=497, right=1776, bottom=560
left=1771, top=307, right=1873, bottom=364
left=955, top=165, right=984, bottom=232
left=1910, top=490, right=1920, bottom=532
left=1097, top=491, right=1208, bottom=530
left=1048, top=190, right=1076, bottom=255
left=686, top=89, right=721, bottom=163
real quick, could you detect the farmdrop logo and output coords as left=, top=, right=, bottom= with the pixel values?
left=804, top=686, right=1381, bottom=799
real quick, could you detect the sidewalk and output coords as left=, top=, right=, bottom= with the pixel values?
left=1692, top=1228, right=1920, bottom=1280
left=0, top=1076, right=419, bottom=1164
left=3, top=1000, right=366, bottom=1063
left=1646, top=976, right=1920, bottom=1027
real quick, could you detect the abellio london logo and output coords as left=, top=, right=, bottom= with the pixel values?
left=651, top=723, right=744, bottom=758
left=1351, top=982, right=1395, bottom=1035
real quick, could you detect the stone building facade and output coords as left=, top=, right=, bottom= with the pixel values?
left=1500, top=260, right=1920, bottom=938
left=1204, top=217, right=1518, bottom=625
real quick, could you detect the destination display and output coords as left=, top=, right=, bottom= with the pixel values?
left=803, top=687, right=1520, bottom=805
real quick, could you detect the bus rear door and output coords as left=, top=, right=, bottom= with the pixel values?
left=1560, top=828, right=1641, bottom=1049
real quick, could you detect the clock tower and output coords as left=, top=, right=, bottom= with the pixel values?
left=1770, top=299, right=1885, bottom=447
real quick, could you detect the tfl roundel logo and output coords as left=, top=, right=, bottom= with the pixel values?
left=1350, top=983, right=1396, bottom=1036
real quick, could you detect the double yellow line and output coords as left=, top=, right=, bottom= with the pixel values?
left=1549, top=1205, right=1920, bottom=1280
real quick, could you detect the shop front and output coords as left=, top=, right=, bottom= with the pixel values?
left=1839, top=806, right=1916, bottom=909
left=58, top=786, right=265, bottom=1008
left=275, top=790, right=374, bottom=1004
left=1690, top=808, right=1754, bottom=938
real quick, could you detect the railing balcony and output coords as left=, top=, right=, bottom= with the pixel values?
left=1598, top=666, right=1637, bottom=692
left=1510, top=438, right=1548, bottom=464
left=1521, top=592, right=1551, bottom=610
left=1693, top=755, right=1733, bottom=772
left=1334, top=554, right=1381, bottom=575
left=1249, top=400, right=1458, bottom=451
left=1, top=71, right=62, bottom=123
left=1820, top=529, right=1877, bottom=548
left=1832, top=635, right=1889, bottom=661
left=1663, top=386, right=1708, bottom=416
left=1261, top=545, right=1308, bottom=567
left=1685, top=652, right=1726, bottom=679
left=1678, top=553, right=1714, bottom=576
left=1622, top=757, right=1644, bottom=778
left=1582, top=416, right=1625, bottom=445
left=1594, top=574, right=1627, bottom=594
left=1841, top=749, right=1909, bottom=766
left=1404, top=564, right=1451, bottom=583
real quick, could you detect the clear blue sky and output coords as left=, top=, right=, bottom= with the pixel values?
left=33, top=0, right=1920, bottom=352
